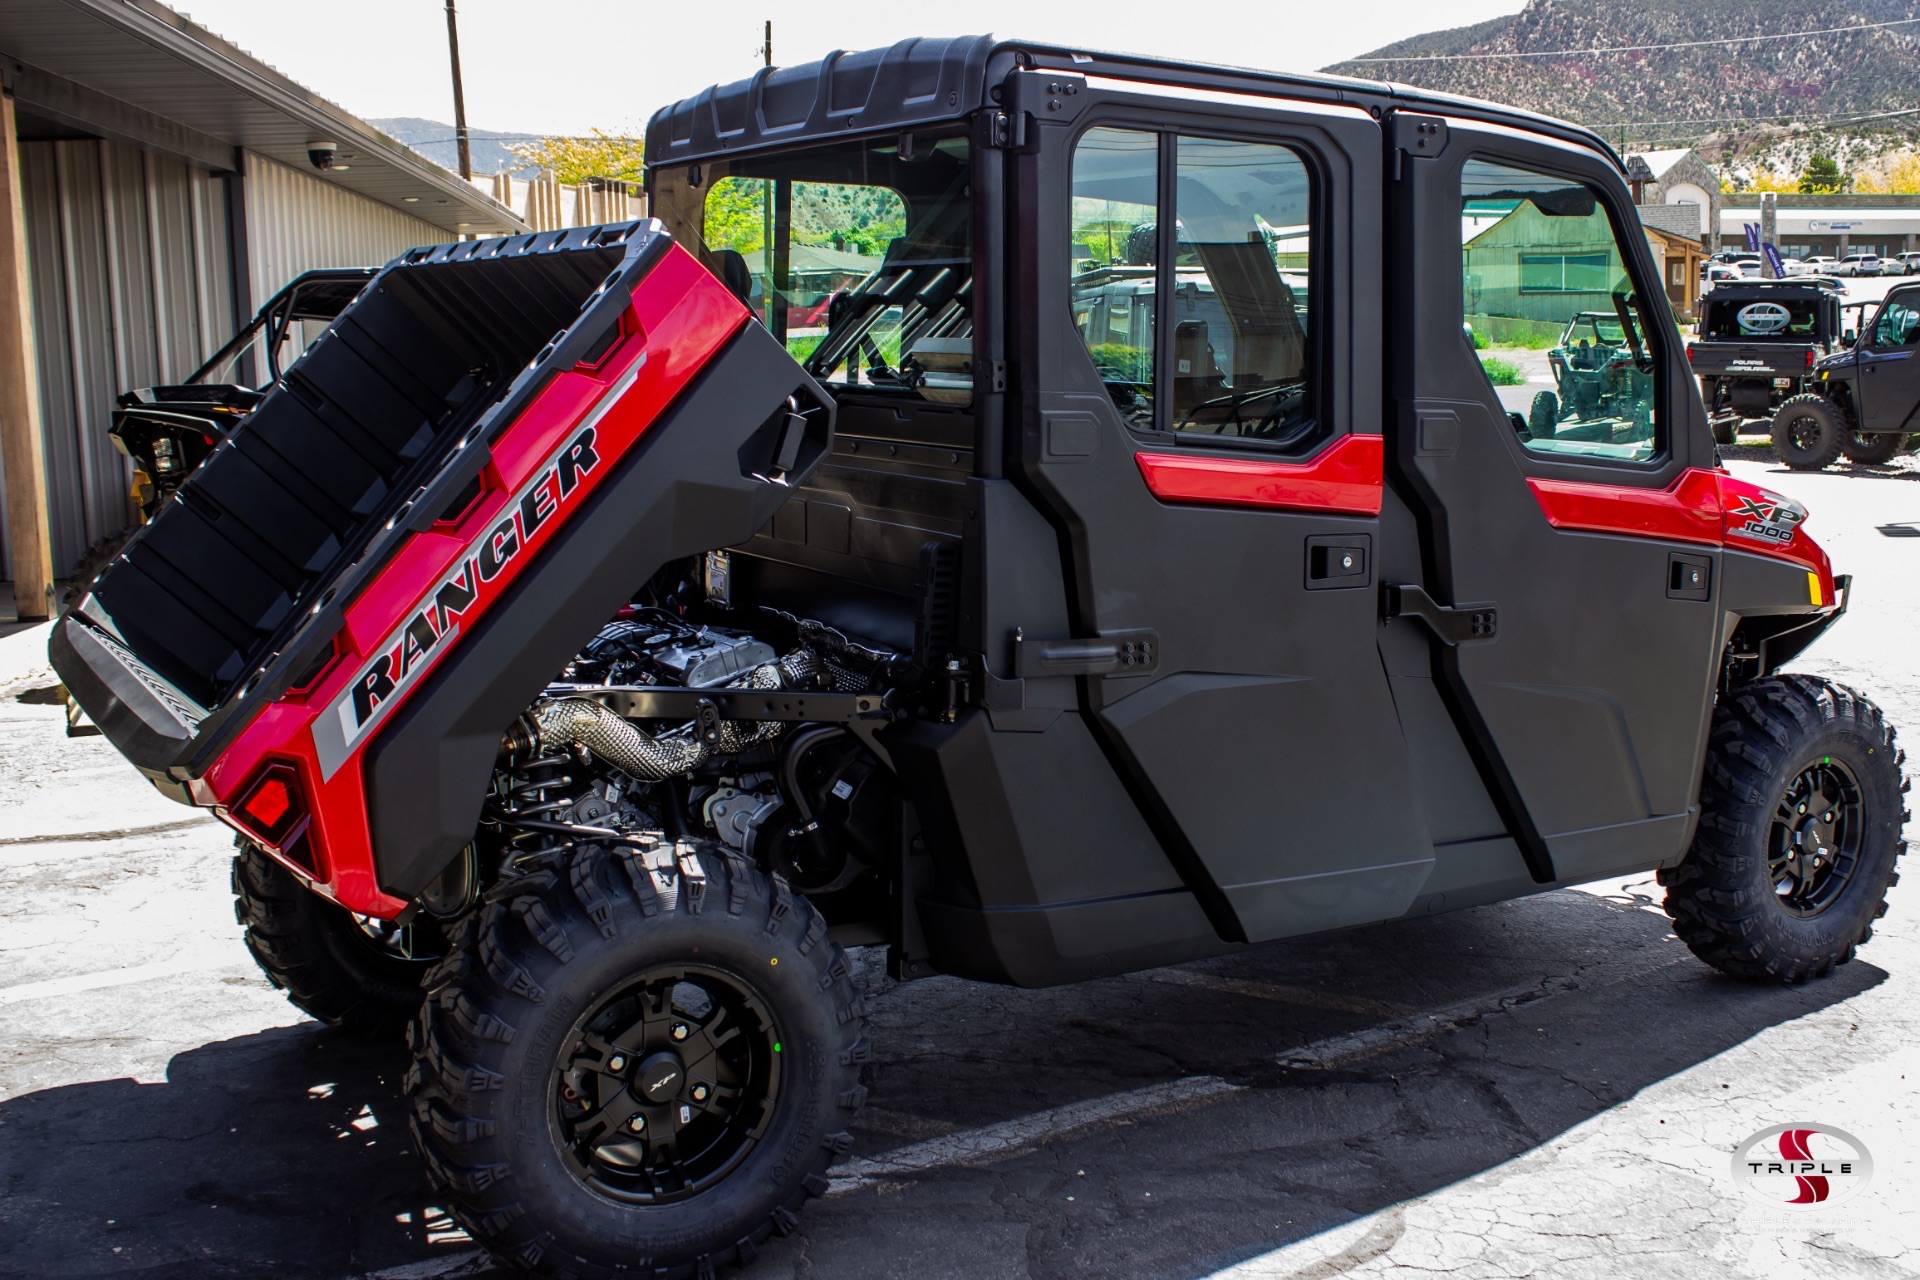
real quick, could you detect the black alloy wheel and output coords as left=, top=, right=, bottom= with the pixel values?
left=407, top=839, right=868, bottom=1279
left=1770, top=394, right=1847, bottom=470
left=1663, top=676, right=1906, bottom=983
left=1767, top=759, right=1863, bottom=917
left=554, top=965, right=781, bottom=1204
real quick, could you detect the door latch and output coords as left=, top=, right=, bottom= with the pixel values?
left=1012, top=629, right=1158, bottom=677
left=1382, top=583, right=1498, bottom=645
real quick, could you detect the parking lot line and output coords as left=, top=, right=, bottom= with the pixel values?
left=0, top=953, right=237, bottom=1006
left=1135, top=967, right=1417, bottom=1017
left=0, top=816, right=216, bottom=847
left=827, top=949, right=1695, bottom=1198
left=828, top=1075, right=1245, bottom=1194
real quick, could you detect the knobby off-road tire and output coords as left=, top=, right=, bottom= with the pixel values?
left=1712, top=417, right=1738, bottom=447
left=1770, top=394, right=1847, bottom=470
left=232, top=840, right=438, bottom=1038
left=1841, top=431, right=1910, bottom=465
left=1528, top=390, right=1559, bottom=440
left=406, top=839, right=868, bottom=1279
left=1661, top=676, right=1908, bottom=983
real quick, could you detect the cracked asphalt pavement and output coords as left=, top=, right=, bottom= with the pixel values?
left=2, top=456, right=1916, bottom=1280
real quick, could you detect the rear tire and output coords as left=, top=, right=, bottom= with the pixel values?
left=406, top=839, right=867, bottom=1279
left=1528, top=391, right=1559, bottom=439
left=233, top=840, right=439, bottom=1038
left=1842, top=431, right=1909, bottom=465
left=1712, top=418, right=1737, bottom=447
left=1661, top=677, right=1907, bottom=983
left=1770, top=395, right=1847, bottom=470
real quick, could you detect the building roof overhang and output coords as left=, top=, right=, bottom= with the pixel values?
left=0, top=0, right=524, bottom=236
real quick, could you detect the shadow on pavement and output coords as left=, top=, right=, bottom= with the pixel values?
left=0, top=889, right=1887, bottom=1280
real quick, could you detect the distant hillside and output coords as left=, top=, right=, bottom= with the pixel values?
left=1326, top=0, right=1920, bottom=148
left=368, top=117, right=545, bottom=178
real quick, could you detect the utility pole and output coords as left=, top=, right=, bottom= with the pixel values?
left=445, top=0, right=472, bottom=181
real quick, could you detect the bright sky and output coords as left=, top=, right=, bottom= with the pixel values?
left=174, top=1, right=1527, bottom=138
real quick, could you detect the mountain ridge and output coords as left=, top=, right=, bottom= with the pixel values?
left=1325, top=0, right=1920, bottom=151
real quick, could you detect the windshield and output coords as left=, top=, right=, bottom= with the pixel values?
left=651, top=133, right=971, bottom=397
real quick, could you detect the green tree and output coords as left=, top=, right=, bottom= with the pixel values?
left=505, top=128, right=644, bottom=184
left=1799, top=153, right=1845, bottom=194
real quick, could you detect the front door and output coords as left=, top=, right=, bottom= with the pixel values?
left=1014, top=78, right=1433, bottom=945
left=1384, top=114, right=1724, bottom=883
left=1854, top=285, right=1920, bottom=432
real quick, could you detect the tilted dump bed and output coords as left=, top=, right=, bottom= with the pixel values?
left=53, top=221, right=832, bottom=912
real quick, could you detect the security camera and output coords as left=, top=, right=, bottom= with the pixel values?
left=307, top=141, right=339, bottom=171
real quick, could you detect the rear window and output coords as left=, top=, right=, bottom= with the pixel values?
left=1701, top=297, right=1822, bottom=340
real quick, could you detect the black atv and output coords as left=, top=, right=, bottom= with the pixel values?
left=51, top=37, right=1905, bottom=1280
left=1687, top=278, right=1844, bottom=446
left=1772, top=282, right=1920, bottom=468
left=1529, top=305, right=1655, bottom=441
left=112, top=268, right=375, bottom=519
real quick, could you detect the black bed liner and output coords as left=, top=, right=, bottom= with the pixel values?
left=57, top=223, right=669, bottom=782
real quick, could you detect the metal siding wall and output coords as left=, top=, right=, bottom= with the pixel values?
left=243, top=153, right=443, bottom=299
left=16, top=139, right=234, bottom=577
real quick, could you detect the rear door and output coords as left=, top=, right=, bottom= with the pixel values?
left=1384, top=113, right=1723, bottom=883
left=1014, top=75, right=1433, bottom=945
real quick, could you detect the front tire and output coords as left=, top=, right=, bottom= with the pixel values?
left=1842, top=431, right=1909, bottom=465
left=1770, top=394, right=1847, bottom=470
left=1661, top=677, right=1907, bottom=983
left=233, top=840, right=440, bottom=1038
left=406, top=839, right=867, bottom=1278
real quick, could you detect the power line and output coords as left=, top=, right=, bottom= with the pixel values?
left=1348, top=14, right=1920, bottom=63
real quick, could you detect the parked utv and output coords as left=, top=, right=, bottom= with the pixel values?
left=1528, top=308, right=1654, bottom=441
left=63, top=268, right=375, bottom=604
left=1771, top=281, right=1920, bottom=467
left=53, top=37, right=1906, bottom=1280
left=1686, top=278, right=1843, bottom=446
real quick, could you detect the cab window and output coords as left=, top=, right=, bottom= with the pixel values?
left=1070, top=127, right=1319, bottom=446
left=1462, top=159, right=1663, bottom=464
left=657, top=132, right=971, bottom=396
left=1870, top=296, right=1920, bottom=349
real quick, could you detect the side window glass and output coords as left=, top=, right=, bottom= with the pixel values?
left=1071, top=128, right=1159, bottom=430
left=1870, top=296, right=1920, bottom=349
left=703, top=176, right=911, bottom=379
left=1171, top=137, right=1314, bottom=442
left=1462, top=160, right=1662, bottom=463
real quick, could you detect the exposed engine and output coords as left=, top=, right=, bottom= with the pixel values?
left=480, top=599, right=905, bottom=915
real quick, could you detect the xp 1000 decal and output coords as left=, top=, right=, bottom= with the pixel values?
left=1727, top=489, right=1806, bottom=548
left=311, top=359, right=640, bottom=779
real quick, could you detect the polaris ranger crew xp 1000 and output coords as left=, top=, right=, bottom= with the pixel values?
left=52, top=37, right=1906, bottom=1280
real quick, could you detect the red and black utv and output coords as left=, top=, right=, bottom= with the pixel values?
left=52, top=37, right=1905, bottom=1279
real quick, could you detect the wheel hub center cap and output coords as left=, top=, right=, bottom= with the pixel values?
left=635, top=1051, right=685, bottom=1103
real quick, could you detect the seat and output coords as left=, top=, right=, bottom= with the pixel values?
left=710, top=249, right=755, bottom=307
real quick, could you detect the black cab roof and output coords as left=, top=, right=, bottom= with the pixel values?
left=644, top=34, right=1619, bottom=174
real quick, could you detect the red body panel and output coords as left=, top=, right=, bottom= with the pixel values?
left=202, top=246, right=748, bottom=915
left=1527, top=467, right=1835, bottom=603
left=1134, top=433, right=1385, bottom=516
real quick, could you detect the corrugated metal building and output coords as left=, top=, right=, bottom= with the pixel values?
left=1, top=0, right=527, bottom=619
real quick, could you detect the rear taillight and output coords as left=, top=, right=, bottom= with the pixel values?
left=1686, top=345, right=1695, bottom=364
left=223, top=762, right=321, bottom=876
left=1807, top=349, right=1816, bottom=369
